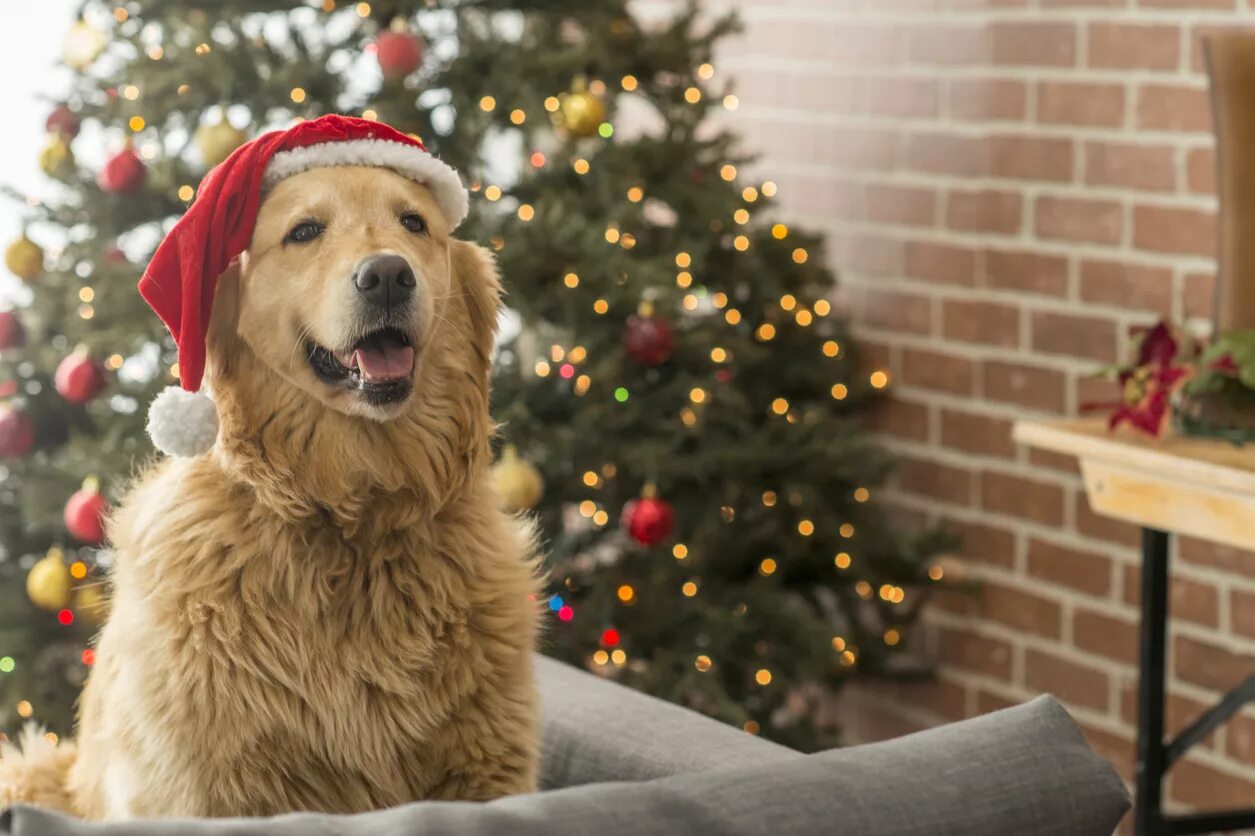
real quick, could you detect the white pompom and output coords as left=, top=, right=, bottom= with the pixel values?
left=146, top=386, right=219, bottom=457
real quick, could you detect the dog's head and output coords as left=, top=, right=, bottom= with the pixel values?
left=213, top=165, right=498, bottom=424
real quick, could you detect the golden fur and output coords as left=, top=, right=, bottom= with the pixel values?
left=3, top=166, right=543, bottom=819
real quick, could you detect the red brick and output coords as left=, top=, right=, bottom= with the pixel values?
left=991, top=22, right=1077, bottom=67
left=1074, top=608, right=1136, bottom=662
left=983, top=248, right=1068, bottom=297
left=1186, top=146, right=1216, bottom=195
left=980, top=471, right=1066, bottom=526
left=860, top=288, right=931, bottom=335
left=1088, top=22, right=1180, bottom=71
left=1028, top=447, right=1080, bottom=475
left=1173, top=634, right=1255, bottom=692
left=1024, top=648, right=1109, bottom=711
left=1084, top=142, right=1176, bottom=192
left=1028, top=537, right=1113, bottom=597
left=941, top=408, right=1016, bottom=459
left=1120, top=685, right=1217, bottom=750
left=1170, top=761, right=1255, bottom=811
left=1141, top=0, right=1234, bottom=8
left=1230, top=588, right=1255, bottom=638
left=1137, top=84, right=1212, bottom=132
left=942, top=299, right=1020, bottom=348
left=864, top=184, right=937, bottom=227
left=983, top=360, right=1067, bottom=413
left=975, top=688, right=1019, bottom=715
left=938, top=626, right=1013, bottom=679
left=904, top=241, right=978, bottom=286
left=945, top=517, right=1017, bottom=568
left=1079, top=259, right=1174, bottom=314
left=1035, top=195, right=1124, bottom=245
left=1077, top=723, right=1134, bottom=784
left=1037, top=81, right=1125, bottom=128
left=854, top=677, right=969, bottom=724
left=1075, top=493, right=1141, bottom=548
left=897, top=454, right=974, bottom=506
left=901, top=348, right=976, bottom=396
left=981, top=581, right=1063, bottom=638
left=1133, top=205, right=1216, bottom=257
left=949, top=78, right=1027, bottom=121
left=863, top=77, right=939, bottom=119
left=1183, top=271, right=1216, bottom=321
left=841, top=234, right=902, bottom=277
left=877, top=397, right=930, bottom=443
left=947, top=189, right=1022, bottom=235
left=1223, top=712, right=1255, bottom=765
left=988, top=135, right=1074, bottom=182
left=1031, top=310, right=1119, bottom=363
left=1122, top=564, right=1220, bottom=628
left=904, top=132, right=987, bottom=177
left=907, top=24, right=987, bottom=65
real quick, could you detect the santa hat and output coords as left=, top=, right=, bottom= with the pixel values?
left=139, top=114, right=467, bottom=457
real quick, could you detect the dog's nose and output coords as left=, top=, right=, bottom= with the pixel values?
left=353, top=254, right=416, bottom=309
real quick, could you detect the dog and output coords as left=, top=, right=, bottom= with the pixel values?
left=0, top=164, right=543, bottom=818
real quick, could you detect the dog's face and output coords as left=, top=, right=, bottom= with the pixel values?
left=233, top=165, right=477, bottom=421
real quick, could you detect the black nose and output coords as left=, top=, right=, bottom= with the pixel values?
left=353, top=254, right=416, bottom=310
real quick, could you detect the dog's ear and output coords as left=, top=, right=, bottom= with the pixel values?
left=449, top=240, right=502, bottom=373
left=205, top=259, right=243, bottom=384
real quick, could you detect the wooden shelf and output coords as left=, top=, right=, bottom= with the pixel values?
left=1013, top=418, right=1255, bottom=551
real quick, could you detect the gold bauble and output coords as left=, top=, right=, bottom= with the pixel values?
left=194, top=119, right=247, bottom=169
left=73, top=584, right=109, bottom=625
left=558, top=91, right=607, bottom=138
left=491, top=445, right=543, bottom=512
left=39, top=135, right=75, bottom=180
left=27, top=553, right=72, bottom=612
left=4, top=236, right=44, bottom=283
left=62, top=20, right=107, bottom=71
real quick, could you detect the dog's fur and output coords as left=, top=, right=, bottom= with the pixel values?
left=0, top=166, right=542, bottom=819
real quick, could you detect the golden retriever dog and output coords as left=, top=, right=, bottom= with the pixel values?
left=0, top=165, right=543, bottom=818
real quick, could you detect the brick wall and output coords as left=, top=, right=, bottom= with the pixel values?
left=646, top=0, right=1255, bottom=823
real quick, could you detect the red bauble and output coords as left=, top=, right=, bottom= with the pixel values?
left=623, top=313, right=675, bottom=366
left=55, top=353, right=106, bottom=405
left=0, top=311, right=25, bottom=349
left=622, top=494, right=675, bottom=546
left=64, top=488, right=108, bottom=544
left=375, top=30, right=424, bottom=80
left=97, top=147, right=147, bottom=194
left=45, top=105, right=81, bottom=139
left=0, top=406, right=34, bottom=458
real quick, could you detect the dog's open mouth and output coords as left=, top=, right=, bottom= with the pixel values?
left=306, top=327, right=416, bottom=405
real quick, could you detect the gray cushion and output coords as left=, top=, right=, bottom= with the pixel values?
left=1, top=686, right=1129, bottom=836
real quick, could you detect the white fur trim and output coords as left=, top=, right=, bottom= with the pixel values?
left=263, top=139, right=469, bottom=229
left=147, top=386, right=219, bottom=457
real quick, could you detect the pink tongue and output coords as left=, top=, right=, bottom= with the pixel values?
left=354, top=344, right=415, bottom=382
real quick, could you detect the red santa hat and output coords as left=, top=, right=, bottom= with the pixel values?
left=139, top=113, right=468, bottom=457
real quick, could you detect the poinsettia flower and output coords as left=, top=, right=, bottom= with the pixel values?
left=1133, top=320, right=1180, bottom=367
left=1209, top=352, right=1241, bottom=376
left=1108, top=363, right=1192, bottom=436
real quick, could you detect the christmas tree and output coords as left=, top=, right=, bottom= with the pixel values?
left=1, top=0, right=945, bottom=747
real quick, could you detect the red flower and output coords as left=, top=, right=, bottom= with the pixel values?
left=1209, top=352, right=1241, bottom=377
left=1088, top=319, right=1193, bottom=437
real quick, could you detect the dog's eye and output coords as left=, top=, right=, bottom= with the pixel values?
left=285, top=221, right=324, bottom=245
left=399, top=213, right=426, bottom=234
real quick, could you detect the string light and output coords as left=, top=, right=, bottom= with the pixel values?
left=355, top=1, right=370, bottom=15
left=484, top=185, right=502, bottom=201
left=690, top=387, right=707, bottom=404
left=622, top=74, right=638, bottom=91
left=575, top=375, right=591, bottom=395
left=598, top=122, right=614, bottom=138
left=290, top=87, right=306, bottom=104
left=733, top=235, right=749, bottom=251
left=823, top=340, right=840, bottom=357
left=78, top=287, right=94, bottom=303
left=792, top=247, right=808, bottom=264
left=684, top=86, right=701, bottom=103
left=568, top=346, right=587, bottom=363
left=517, top=204, right=535, bottom=221
left=744, top=720, right=760, bottom=734
left=795, top=309, right=813, bottom=327
left=479, top=95, right=496, bottom=112
left=710, top=347, right=727, bottom=362
left=762, top=181, right=778, bottom=197
left=611, top=649, right=627, bottom=666
left=534, top=360, right=551, bottom=377
left=870, top=371, right=890, bottom=389
left=70, top=561, right=87, bottom=579
left=613, top=386, right=629, bottom=402
left=593, top=509, right=609, bottom=526
left=593, top=649, right=609, bottom=665
left=178, top=185, right=194, bottom=201
left=698, top=63, right=715, bottom=79
left=128, top=116, right=145, bottom=132
left=720, top=164, right=737, bottom=181
left=683, top=294, right=699, bottom=311
left=798, top=519, right=815, bottom=536
left=724, top=94, right=739, bottom=110
left=510, top=108, right=526, bottom=125
left=122, top=85, right=139, bottom=100
left=759, top=558, right=777, bottom=576
left=147, top=45, right=164, bottom=60
left=841, top=650, right=856, bottom=666
left=16, top=701, right=31, bottom=718
left=113, top=6, right=128, bottom=21
left=712, top=292, right=728, bottom=308
left=840, top=523, right=855, bottom=538
left=695, top=655, right=712, bottom=672
left=0, top=657, right=13, bottom=673
left=734, top=209, right=749, bottom=224
left=725, top=309, right=742, bottom=325
left=682, top=580, right=699, bottom=597
left=620, top=232, right=637, bottom=249
left=604, top=226, right=621, bottom=244
left=589, top=79, right=607, bottom=95
left=564, top=272, right=579, bottom=288
left=594, top=299, right=609, bottom=314
left=573, top=158, right=590, bottom=174
left=675, top=252, right=692, bottom=268
left=855, top=581, right=872, bottom=599
left=771, top=397, right=789, bottom=415
left=834, top=552, right=852, bottom=569
left=762, top=491, right=777, bottom=507
left=530, top=151, right=546, bottom=167
left=755, top=669, right=772, bottom=686
left=832, top=637, right=847, bottom=652
left=79, top=305, right=94, bottom=320
left=854, top=487, right=870, bottom=503
left=544, top=96, right=560, bottom=112
left=743, top=186, right=759, bottom=202
left=195, top=43, right=212, bottom=55
left=582, top=472, right=600, bottom=489
left=676, top=271, right=693, bottom=288
left=929, top=564, right=945, bottom=581
left=814, top=299, right=832, bottom=316
left=680, top=407, right=697, bottom=426
left=831, top=384, right=848, bottom=400
left=673, top=543, right=688, bottom=560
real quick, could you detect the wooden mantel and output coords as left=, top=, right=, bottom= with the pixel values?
left=1012, top=418, right=1255, bottom=552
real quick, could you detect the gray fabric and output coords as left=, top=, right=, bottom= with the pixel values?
left=534, top=654, right=799, bottom=788
left=0, top=691, right=1129, bottom=836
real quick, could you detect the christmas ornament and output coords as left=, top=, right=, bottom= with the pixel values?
left=98, top=146, right=147, bottom=194
left=39, top=134, right=76, bottom=179
left=27, top=551, right=72, bottom=611
left=147, top=386, right=218, bottom=457
left=45, top=104, right=81, bottom=139
left=65, top=482, right=108, bottom=544
left=622, top=485, right=675, bottom=546
left=623, top=300, right=674, bottom=366
left=55, top=351, right=106, bottom=405
left=0, top=311, right=25, bottom=349
left=557, top=83, right=607, bottom=138
left=0, top=406, right=34, bottom=458
left=73, top=584, right=109, bottom=625
left=4, top=235, right=44, bottom=282
left=490, top=445, right=543, bottom=512
left=375, top=20, right=424, bottom=81
left=194, top=118, right=247, bottom=169
left=62, top=19, right=107, bottom=71
left=139, top=114, right=467, bottom=417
